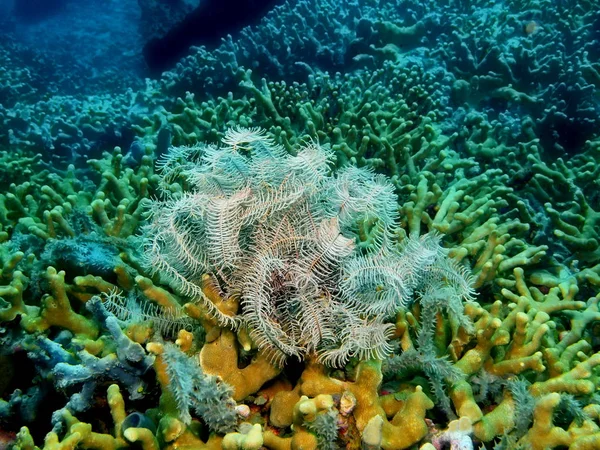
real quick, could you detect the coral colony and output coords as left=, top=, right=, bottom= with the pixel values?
left=1, top=0, right=600, bottom=449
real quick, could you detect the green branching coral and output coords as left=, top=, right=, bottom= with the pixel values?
left=143, top=127, right=476, bottom=367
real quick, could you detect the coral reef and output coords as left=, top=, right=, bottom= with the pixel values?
left=0, top=0, right=599, bottom=448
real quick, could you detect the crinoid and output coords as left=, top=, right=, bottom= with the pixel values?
left=143, top=128, right=476, bottom=366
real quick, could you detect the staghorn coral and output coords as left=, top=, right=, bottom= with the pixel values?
left=14, top=384, right=160, bottom=450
